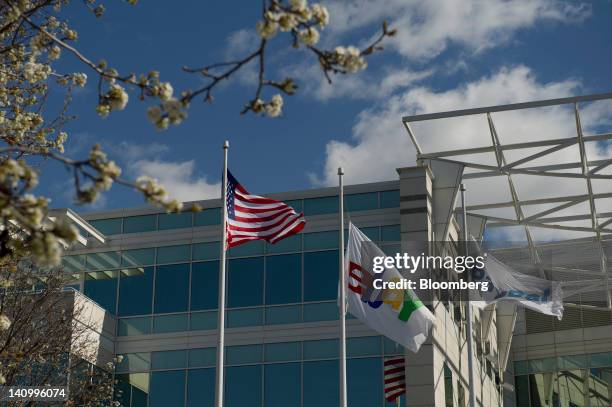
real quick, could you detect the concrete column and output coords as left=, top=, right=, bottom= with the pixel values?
left=397, top=166, right=436, bottom=407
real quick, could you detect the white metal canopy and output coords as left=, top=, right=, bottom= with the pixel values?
left=402, top=92, right=612, bottom=309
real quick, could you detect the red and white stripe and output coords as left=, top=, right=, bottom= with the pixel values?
left=384, top=357, right=406, bottom=402
left=226, top=171, right=305, bottom=248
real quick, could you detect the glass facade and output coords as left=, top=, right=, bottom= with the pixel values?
left=117, top=336, right=403, bottom=407
left=73, top=187, right=407, bottom=406
left=514, top=352, right=612, bottom=407
left=84, top=190, right=399, bottom=235
left=68, top=224, right=399, bottom=334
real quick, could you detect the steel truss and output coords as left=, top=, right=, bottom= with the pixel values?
left=402, top=92, right=612, bottom=309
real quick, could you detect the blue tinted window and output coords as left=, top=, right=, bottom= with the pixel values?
left=348, top=358, right=382, bottom=407
left=383, top=244, right=401, bottom=256
left=116, top=353, right=150, bottom=373
left=84, top=271, right=117, bottom=313
left=123, top=214, right=157, bottom=233
left=156, top=244, right=190, bottom=264
left=514, top=375, right=529, bottom=407
left=304, top=360, right=339, bottom=407
left=190, top=311, right=217, bottom=331
left=304, top=196, right=338, bottom=216
left=192, top=242, right=220, bottom=261
left=117, top=317, right=151, bottom=336
left=158, top=212, right=192, bottom=230
left=227, top=308, right=263, bottom=328
left=266, top=233, right=301, bottom=254
left=62, top=255, right=85, bottom=272
left=347, top=336, right=381, bottom=357
left=154, top=263, right=189, bottom=313
left=153, top=314, right=188, bottom=333
left=151, top=350, right=187, bottom=370
left=360, top=226, right=380, bottom=241
left=304, top=231, right=338, bottom=250
left=266, top=254, right=301, bottom=305
left=226, top=344, right=262, bottom=365
left=228, top=241, right=264, bottom=257
left=226, top=366, right=261, bottom=407
left=345, top=192, right=378, bottom=212
left=381, top=225, right=400, bottom=242
left=264, top=342, right=301, bottom=362
left=86, top=251, right=120, bottom=270
left=115, top=373, right=149, bottom=407
left=191, top=261, right=218, bottom=311
left=265, top=305, right=301, bottom=325
left=383, top=337, right=403, bottom=355
left=194, top=208, right=221, bottom=227
left=304, top=250, right=338, bottom=301
left=122, top=248, right=155, bottom=267
left=303, top=302, right=338, bottom=322
left=285, top=199, right=302, bottom=212
left=303, top=339, right=338, bottom=359
left=589, top=352, right=612, bottom=368
left=380, top=190, right=400, bottom=208
left=89, top=218, right=122, bottom=235
left=265, top=363, right=300, bottom=407
left=118, top=267, right=153, bottom=316
left=149, top=370, right=185, bottom=407
left=189, top=348, right=216, bottom=368
left=187, top=368, right=215, bottom=407
left=228, top=257, right=264, bottom=307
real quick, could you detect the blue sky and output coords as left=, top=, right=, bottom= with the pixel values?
left=41, top=0, right=612, bottom=220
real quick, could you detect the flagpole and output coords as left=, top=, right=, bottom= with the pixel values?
left=215, top=140, right=229, bottom=407
left=461, top=183, right=477, bottom=407
left=338, top=167, right=347, bottom=407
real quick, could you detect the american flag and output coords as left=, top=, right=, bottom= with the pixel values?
left=384, top=357, right=406, bottom=402
left=225, top=170, right=306, bottom=248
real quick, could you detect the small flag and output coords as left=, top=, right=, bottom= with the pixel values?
left=471, top=253, right=564, bottom=319
left=384, top=357, right=406, bottom=402
left=345, top=223, right=435, bottom=353
left=226, top=170, right=305, bottom=248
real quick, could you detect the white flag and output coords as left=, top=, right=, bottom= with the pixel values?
left=472, top=254, right=564, bottom=319
left=344, top=223, right=435, bottom=353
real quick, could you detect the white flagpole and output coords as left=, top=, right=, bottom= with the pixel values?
left=215, top=140, right=229, bottom=407
left=461, top=183, right=477, bottom=407
left=338, top=167, right=347, bottom=407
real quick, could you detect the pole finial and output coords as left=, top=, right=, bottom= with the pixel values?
left=338, top=167, right=344, bottom=176
left=223, top=140, right=229, bottom=149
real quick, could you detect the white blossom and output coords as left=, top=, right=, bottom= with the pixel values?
left=48, top=45, right=61, bottom=60
left=256, top=19, right=278, bottom=39
left=72, top=73, right=87, bottom=87
left=23, top=61, right=51, bottom=83
left=265, top=94, right=283, bottom=118
left=298, top=27, right=320, bottom=46
left=290, top=0, right=308, bottom=12
left=0, top=314, right=11, bottom=330
left=278, top=13, right=298, bottom=31
left=106, top=84, right=129, bottom=111
left=158, top=82, right=173, bottom=101
left=147, top=105, right=162, bottom=123
left=311, top=4, right=329, bottom=27
left=334, top=46, right=367, bottom=73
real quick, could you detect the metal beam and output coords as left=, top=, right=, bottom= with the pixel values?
left=403, top=91, right=612, bottom=123
left=465, top=192, right=612, bottom=211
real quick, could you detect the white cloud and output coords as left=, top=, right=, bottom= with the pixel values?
left=109, top=142, right=220, bottom=203
left=292, top=63, right=433, bottom=101
left=226, top=29, right=260, bottom=59
left=130, top=159, right=220, bottom=202
left=312, top=65, right=612, bottom=242
left=325, top=0, right=591, bottom=60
